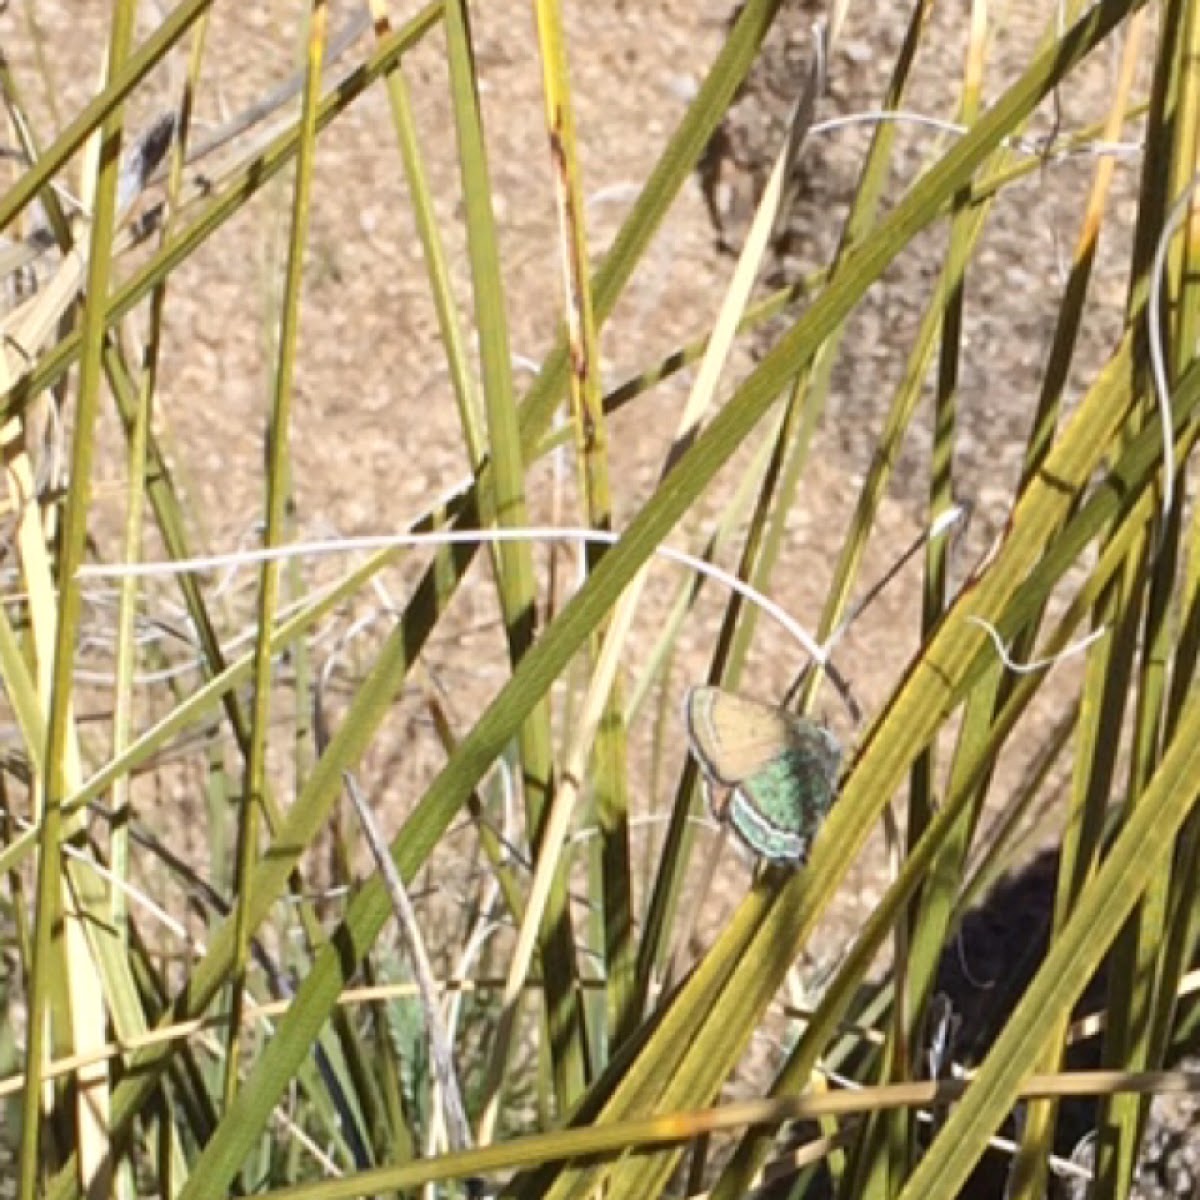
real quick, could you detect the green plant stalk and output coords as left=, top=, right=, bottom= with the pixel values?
left=109, top=0, right=209, bottom=952
left=1154, top=466, right=1200, bottom=1072
left=534, top=0, right=635, bottom=1058
left=639, top=405, right=790, bottom=1007
left=919, top=14, right=982, bottom=856
left=1151, top=504, right=1200, bottom=1061
left=371, top=6, right=484, bottom=468
left=632, top=402, right=794, bottom=1011
left=19, top=1, right=136, bottom=1193
left=1093, top=497, right=1183, bottom=1200
left=1097, top=27, right=1200, bottom=1200
left=864, top=12, right=986, bottom=1194
left=225, top=0, right=326, bottom=1113
left=535, top=0, right=609, bottom=549
left=1019, top=23, right=1181, bottom=1197
left=1011, top=539, right=1147, bottom=1200
left=105, top=38, right=213, bottom=1077
left=442, top=0, right=586, bottom=1119
left=366, top=0, right=517, bottom=683
left=1129, top=0, right=1200, bottom=1124
left=956, top=13, right=1143, bottom=1032
left=638, top=0, right=932, bottom=1013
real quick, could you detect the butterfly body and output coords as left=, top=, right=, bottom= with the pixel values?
left=684, top=686, right=841, bottom=864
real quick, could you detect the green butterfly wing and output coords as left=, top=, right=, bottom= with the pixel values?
left=685, top=686, right=842, bottom=864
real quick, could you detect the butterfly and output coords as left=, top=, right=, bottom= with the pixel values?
left=683, top=686, right=842, bottom=865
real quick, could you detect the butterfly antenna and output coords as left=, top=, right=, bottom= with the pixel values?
left=828, top=503, right=970, bottom=653
left=783, top=658, right=862, bottom=724
left=784, top=504, right=970, bottom=718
